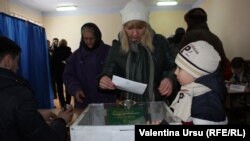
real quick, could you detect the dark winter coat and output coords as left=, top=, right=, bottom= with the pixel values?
left=52, top=45, right=72, bottom=81
left=100, top=33, right=178, bottom=102
left=178, top=23, right=227, bottom=73
left=63, top=22, right=116, bottom=108
left=192, top=72, right=227, bottom=122
left=63, top=43, right=116, bottom=108
left=0, top=68, right=67, bottom=141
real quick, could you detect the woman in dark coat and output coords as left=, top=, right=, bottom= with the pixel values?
left=63, top=23, right=116, bottom=108
left=99, top=0, right=178, bottom=103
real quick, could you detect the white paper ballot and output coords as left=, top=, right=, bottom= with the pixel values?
left=229, top=84, right=246, bottom=92
left=112, top=75, right=147, bottom=95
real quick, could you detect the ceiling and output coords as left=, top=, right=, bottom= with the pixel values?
left=10, top=0, right=201, bottom=15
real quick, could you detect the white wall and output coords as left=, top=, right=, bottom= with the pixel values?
left=44, top=11, right=186, bottom=51
left=201, top=0, right=250, bottom=60
left=0, top=0, right=9, bottom=13
left=44, top=14, right=122, bottom=51
left=2, top=0, right=250, bottom=60
left=8, top=0, right=43, bottom=25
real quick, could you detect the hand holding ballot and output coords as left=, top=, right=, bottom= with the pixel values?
left=99, top=75, right=116, bottom=90
left=99, top=75, right=147, bottom=95
left=112, top=75, right=147, bottom=95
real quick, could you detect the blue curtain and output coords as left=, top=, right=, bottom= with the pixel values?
left=0, top=12, right=54, bottom=109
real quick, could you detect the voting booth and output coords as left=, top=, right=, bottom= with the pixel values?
left=70, top=101, right=178, bottom=141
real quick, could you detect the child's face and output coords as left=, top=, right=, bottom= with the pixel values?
left=175, top=66, right=195, bottom=85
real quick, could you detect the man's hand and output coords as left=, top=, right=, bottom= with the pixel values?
left=38, top=109, right=57, bottom=122
left=75, top=90, right=85, bottom=103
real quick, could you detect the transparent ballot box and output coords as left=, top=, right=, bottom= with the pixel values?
left=70, top=101, right=177, bottom=141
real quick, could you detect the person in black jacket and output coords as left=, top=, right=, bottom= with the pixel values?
left=178, top=8, right=227, bottom=74
left=230, top=57, right=249, bottom=84
left=0, top=36, right=74, bottom=141
left=167, top=27, right=185, bottom=57
left=52, top=39, right=72, bottom=108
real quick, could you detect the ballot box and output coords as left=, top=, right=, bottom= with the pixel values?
left=70, top=101, right=178, bottom=141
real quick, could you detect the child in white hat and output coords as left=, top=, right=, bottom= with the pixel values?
left=170, top=40, right=228, bottom=125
